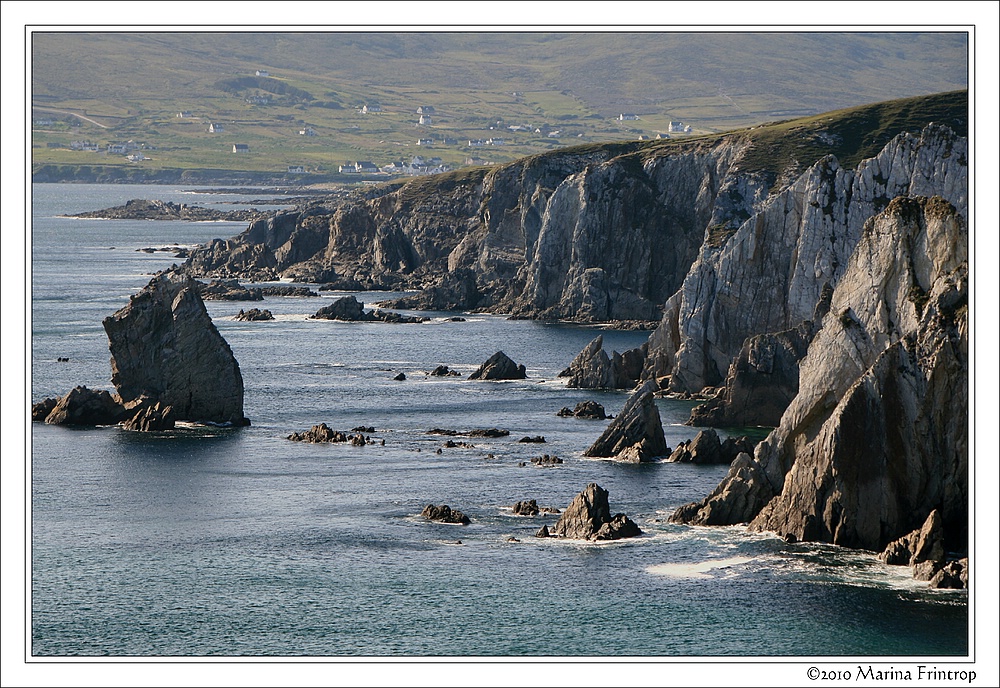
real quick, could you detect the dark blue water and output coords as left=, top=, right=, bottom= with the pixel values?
left=30, top=184, right=968, bottom=657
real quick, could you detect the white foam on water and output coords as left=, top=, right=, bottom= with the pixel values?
left=646, top=556, right=756, bottom=579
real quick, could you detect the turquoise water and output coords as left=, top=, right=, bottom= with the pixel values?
left=29, top=184, right=968, bottom=657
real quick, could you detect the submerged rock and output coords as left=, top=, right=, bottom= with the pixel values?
left=468, top=351, right=527, bottom=380
left=583, top=382, right=667, bottom=462
left=103, top=273, right=249, bottom=426
left=552, top=483, right=641, bottom=541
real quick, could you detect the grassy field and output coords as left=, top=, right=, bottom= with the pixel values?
left=30, top=32, right=968, bottom=181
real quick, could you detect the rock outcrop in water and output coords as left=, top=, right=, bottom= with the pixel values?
left=309, top=295, right=428, bottom=323
left=552, top=483, right=641, bottom=540
left=69, top=198, right=262, bottom=222
left=421, top=504, right=471, bottom=525
left=558, top=335, right=646, bottom=389
left=671, top=196, right=968, bottom=554
left=33, top=386, right=128, bottom=426
left=103, top=273, right=250, bottom=426
left=583, top=382, right=667, bottom=463
left=468, top=351, right=526, bottom=380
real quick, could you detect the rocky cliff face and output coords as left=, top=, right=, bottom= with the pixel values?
left=645, top=124, right=967, bottom=394
left=103, top=273, right=249, bottom=426
left=671, top=196, right=968, bottom=552
left=179, top=137, right=761, bottom=321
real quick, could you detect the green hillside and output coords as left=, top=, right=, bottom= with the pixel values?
left=30, top=32, right=968, bottom=182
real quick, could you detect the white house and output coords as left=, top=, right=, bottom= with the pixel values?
left=71, top=140, right=99, bottom=151
left=176, top=111, right=192, bottom=118
left=107, top=143, right=128, bottom=154
left=299, top=127, right=317, bottom=136
left=339, top=163, right=358, bottom=174
left=362, top=104, right=382, bottom=114
left=486, top=137, right=505, bottom=146
left=355, top=161, right=379, bottom=174
left=618, top=113, right=639, bottom=121
left=233, top=143, right=250, bottom=153
left=416, top=138, right=434, bottom=146
left=416, top=106, right=435, bottom=114
left=287, top=165, right=306, bottom=174
left=668, top=121, right=690, bottom=133
left=418, top=115, right=432, bottom=125
left=245, top=95, right=269, bottom=105
left=255, top=69, right=269, bottom=77
left=208, top=123, right=224, bottom=133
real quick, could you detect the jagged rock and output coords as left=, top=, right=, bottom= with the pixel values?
left=672, top=197, right=968, bottom=553
left=583, top=382, right=667, bottom=462
left=646, top=124, right=967, bottom=395
left=235, top=308, right=274, bottom=321
left=552, top=483, right=641, bottom=541
left=878, top=509, right=946, bottom=567
left=928, top=559, right=968, bottom=589
left=103, top=273, right=249, bottom=426
left=535, top=524, right=551, bottom=538
left=558, top=335, right=646, bottom=389
left=512, top=499, right=540, bottom=516
left=531, top=454, right=563, bottom=466
left=421, top=504, right=471, bottom=525
left=121, top=402, right=175, bottom=432
left=468, top=351, right=526, bottom=380
left=429, top=365, right=460, bottom=377
left=518, top=435, right=546, bottom=443
left=39, top=386, right=126, bottom=426
left=393, top=372, right=407, bottom=381
left=557, top=400, right=608, bottom=419
left=686, top=315, right=822, bottom=427
left=31, top=397, right=58, bottom=422
left=199, top=279, right=263, bottom=301
left=666, top=429, right=754, bottom=465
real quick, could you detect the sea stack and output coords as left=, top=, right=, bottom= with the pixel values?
left=103, top=272, right=249, bottom=426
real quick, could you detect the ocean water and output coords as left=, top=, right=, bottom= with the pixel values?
left=29, top=184, right=968, bottom=657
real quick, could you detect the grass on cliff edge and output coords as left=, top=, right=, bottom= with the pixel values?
left=392, top=90, right=967, bottom=205
left=500, top=89, right=967, bottom=180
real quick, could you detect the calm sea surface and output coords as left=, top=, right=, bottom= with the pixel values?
left=30, top=183, right=968, bottom=657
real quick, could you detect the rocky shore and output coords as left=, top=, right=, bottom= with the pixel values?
left=34, top=92, right=968, bottom=585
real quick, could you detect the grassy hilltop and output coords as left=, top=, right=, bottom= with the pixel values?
left=30, top=32, right=967, bottom=183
